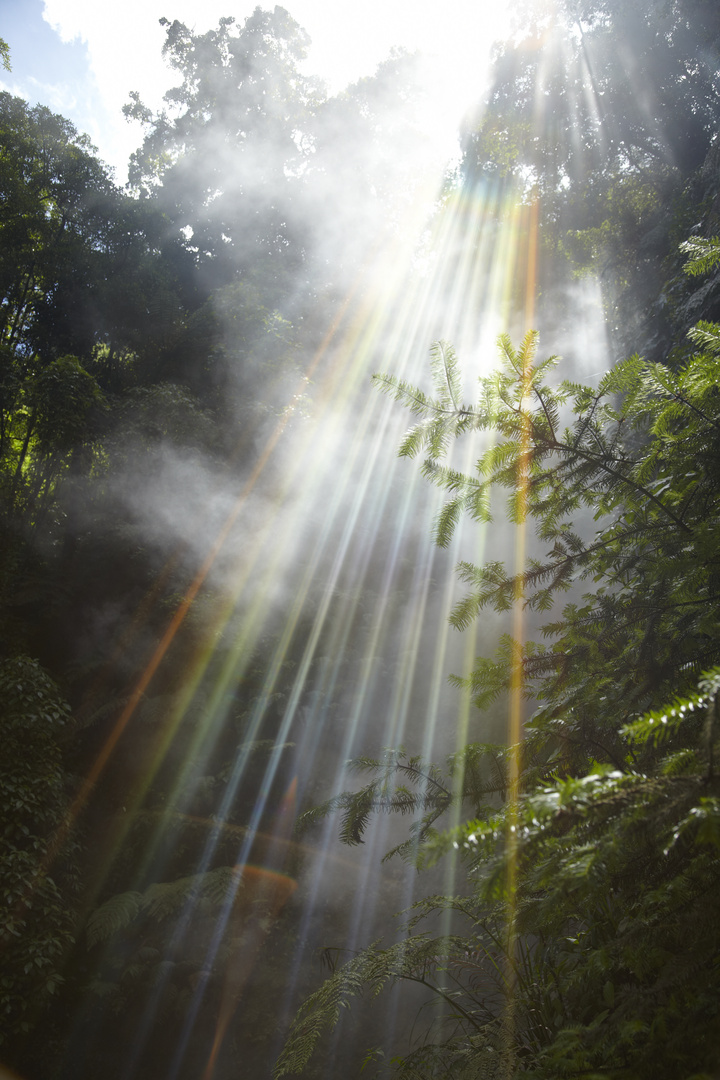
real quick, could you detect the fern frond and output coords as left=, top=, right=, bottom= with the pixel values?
left=296, top=793, right=354, bottom=834
left=86, top=866, right=247, bottom=947
left=398, top=421, right=434, bottom=458
left=430, top=339, right=462, bottom=407
left=687, top=320, right=720, bottom=355
left=371, top=373, right=432, bottom=416
left=679, top=236, right=720, bottom=277
left=86, top=891, right=144, bottom=948
left=275, top=933, right=473, bottom=1078
left=433, top=495, right=468, bottom=549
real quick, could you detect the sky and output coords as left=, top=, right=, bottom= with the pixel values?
left=1, top=0, right=513, bottom=183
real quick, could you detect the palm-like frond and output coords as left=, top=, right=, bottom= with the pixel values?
left=680, top=235, right=720, bottom=277
left=86, top=865, right=245, bottom=947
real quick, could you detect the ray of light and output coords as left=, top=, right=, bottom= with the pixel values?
left=60, top=234, right=451, bottom=1071
left=51, top=70, right=558, bottom=1077
left=33, top=245, right=390, bottom=918
left=502, top=191, right=541, bottom=1070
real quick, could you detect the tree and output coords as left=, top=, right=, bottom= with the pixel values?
left=0, top=91, right=218, bottom=395
left=464, top=0, right=720, bottom=192
left=275, top=239, right=720, bottom=1077
left=0, top=93, right=122, bottom=363
left=458, top=0, right=720, bottom=364
left=0, top=91, right=250, bottom=668
left=125, top=8, right=322, bottom=298
left=125, top=9, right=433, bottom=311
left=0, top=657, right=79, bottom=1051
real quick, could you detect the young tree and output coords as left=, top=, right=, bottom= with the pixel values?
left=275, top=240, right=720, bottom=1078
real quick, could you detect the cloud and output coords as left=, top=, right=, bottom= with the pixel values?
left=0, top=76, right=29, bottom=100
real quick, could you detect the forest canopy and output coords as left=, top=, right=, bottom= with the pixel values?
left=1, top=1, right=720, bottom=1079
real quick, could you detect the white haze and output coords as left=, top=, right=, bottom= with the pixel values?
left=31, top=3, right=614, bottom=1072
left=39, top=0, right=513, bottom=182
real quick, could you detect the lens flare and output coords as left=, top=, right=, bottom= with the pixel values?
left=18, top=14, right=603, bottom=1073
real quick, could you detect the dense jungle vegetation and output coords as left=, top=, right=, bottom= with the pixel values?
left=1, top=0, right=720, bottom=1078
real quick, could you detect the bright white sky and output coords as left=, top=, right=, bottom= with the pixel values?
left=1, top=0, right=513, bottom=183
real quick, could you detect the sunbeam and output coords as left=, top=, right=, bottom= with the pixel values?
left=45, top=102, right=542, bottom=1078
left=4, top=1, right=716, bottom=1077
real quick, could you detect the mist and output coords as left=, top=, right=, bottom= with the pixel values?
left=3, top=2, right=719, bottom=1078
left=25, top=20, right=499, bottom=1075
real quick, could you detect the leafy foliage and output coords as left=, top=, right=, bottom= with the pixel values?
left=0, top=657, right=79, bottom=1044
left=298, top=744, right=515, bottom=863
left=376, top=321, right=720, bottom=776
left=275, top=930, right=499, bottom=1079
left=86, top=865, right=246, bottom=948
left=680, top=235, right=720, bottom=278
left=282, top=675, right=720, bottom=1077
left=124, top=8, right=321, bottom=297
left=3, top=3, right=720, bottom=1078
left=459, top=0, right=720, bottom=365
left=278, top=240, right=720, bottom=1077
